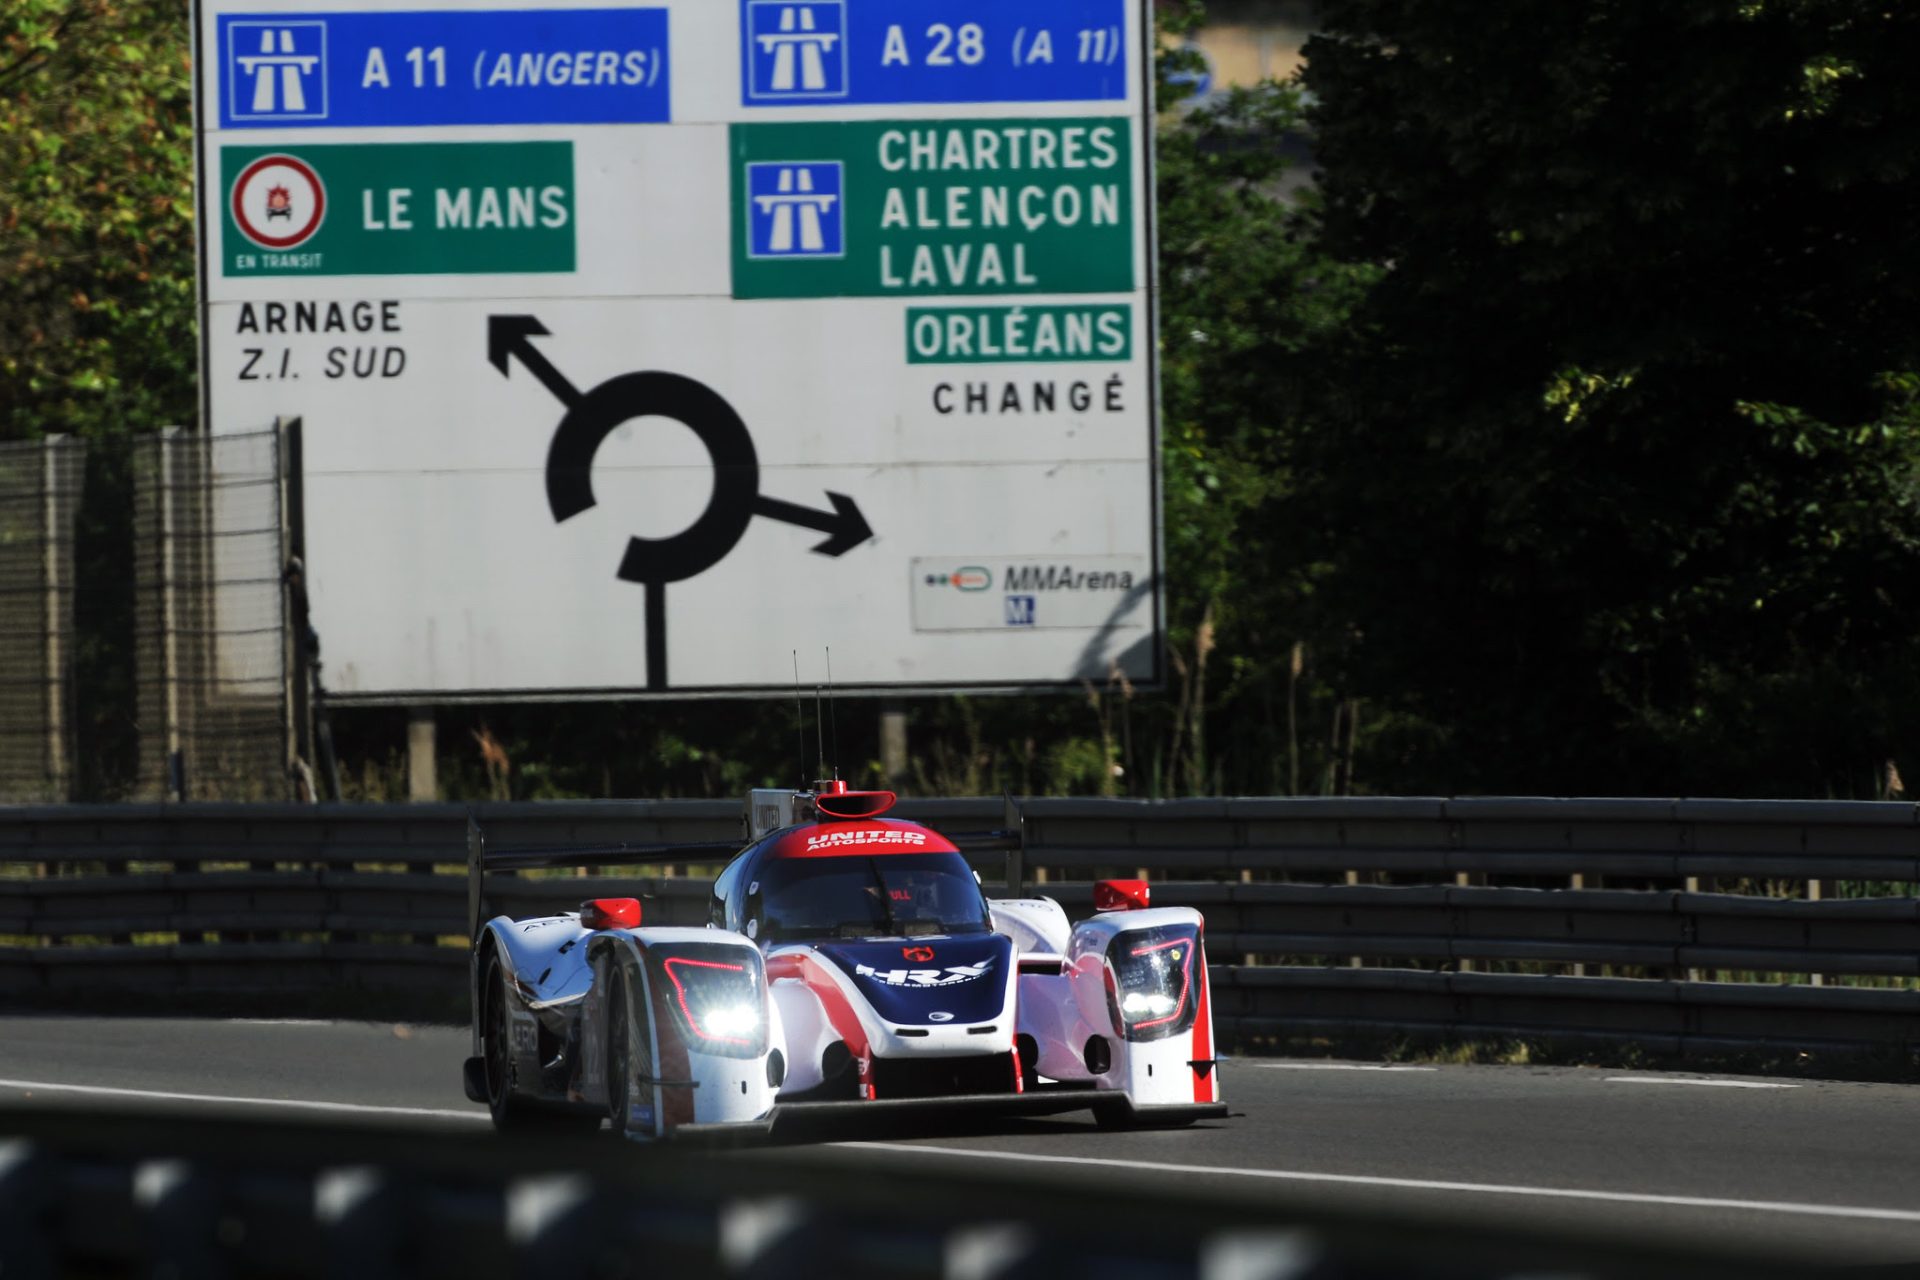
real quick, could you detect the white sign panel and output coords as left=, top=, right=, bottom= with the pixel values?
left=194, top=0, right=1160, bottom=699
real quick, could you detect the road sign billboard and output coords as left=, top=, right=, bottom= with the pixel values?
left=194, top=0, right=1160, bottom=700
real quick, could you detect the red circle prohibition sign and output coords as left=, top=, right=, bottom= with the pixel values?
left=231, top=154, right=326, bottom=250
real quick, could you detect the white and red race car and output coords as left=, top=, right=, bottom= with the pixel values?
left=462, top=783, right=1225, bottom=1138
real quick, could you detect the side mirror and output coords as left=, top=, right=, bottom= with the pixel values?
left=581, top=898, right=642, bottom=930
left=1093, top=879, right=1150, bottom=912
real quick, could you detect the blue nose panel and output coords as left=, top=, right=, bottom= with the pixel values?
left=815, top=934, right=1012, bottom=1026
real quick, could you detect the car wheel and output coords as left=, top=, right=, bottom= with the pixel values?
left=484, top=953, right=598, bottom=1134
left=606, top=967, right=634, bottom=1136
left=482, top=954, right=520, bottom=1129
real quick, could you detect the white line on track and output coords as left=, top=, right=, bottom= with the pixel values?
left=1603, top=1077, right=1800, bottom=1090
left=1250, top=1063, right=1437, bottom=1072
left=0, top=1078, right=489, bottom=1123
left=223, top=1019, right=334, bottom=1026
left=838, top=1143, right=1920, bottom=1225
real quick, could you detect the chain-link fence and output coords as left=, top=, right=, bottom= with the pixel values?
left=131, top=427, right=294, bottom=801
left=0, top=426, right=304, bottom=804
left=0, top=437, right=85, bottom=802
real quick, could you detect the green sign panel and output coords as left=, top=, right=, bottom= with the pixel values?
left=731, top=118, right=1134, bottom=300
left=220, top=142, right=575, bottom=277
left=906, top=304, right=1131, bottom=364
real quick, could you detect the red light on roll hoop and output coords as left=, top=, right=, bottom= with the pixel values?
left=580, top=898, right=641, bottom=930
left=1093, top=879, right=1150, bottom=911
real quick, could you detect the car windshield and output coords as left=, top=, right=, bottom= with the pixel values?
left=757, top=852, right=990, bottom=942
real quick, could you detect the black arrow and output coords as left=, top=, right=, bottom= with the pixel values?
left=752, top=492, right=873, bottom=557
left=488, top=315, right=580, bottom=408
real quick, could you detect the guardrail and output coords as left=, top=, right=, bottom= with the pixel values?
left=5, top=797, right=1920, bottom=1056
left=0, top=1106, right=1810, bottom=1280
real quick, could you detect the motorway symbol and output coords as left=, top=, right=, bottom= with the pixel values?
left=228, top=21, right=327, bottom=120
left=745, top=1, right=848, bottom=100
left=487, top=315, right=873, bottom=688
left=747, top=162, right=844, bottom=258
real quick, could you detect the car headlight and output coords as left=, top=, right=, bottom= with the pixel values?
left=1121, top=991, right=1178, bottom=1018
left=695, top=1001, right=761, bottom=1038
left=651, top=946, right=769, bottom=1059
left=1105, top=925, right=1201, bottom=1043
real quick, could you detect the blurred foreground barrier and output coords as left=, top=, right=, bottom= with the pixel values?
left=0, top=1105, right=1809, bottom=1280
left=5, top=797, right=1920, bottom=1055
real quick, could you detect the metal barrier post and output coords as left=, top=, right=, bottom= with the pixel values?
left=1808, top=877, right=1825, bottom=986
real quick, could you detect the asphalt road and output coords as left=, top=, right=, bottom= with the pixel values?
left=3, top=1016, right=1920, bottom=1268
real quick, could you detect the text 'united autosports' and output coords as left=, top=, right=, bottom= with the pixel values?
left=462, top=783, right=1226, bottom=1138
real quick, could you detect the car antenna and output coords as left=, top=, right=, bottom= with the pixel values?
left=792, top=649, right=805, bottom=792
left=826, top=646, right=840, bottom=782
left=815, top=684, right=827, bottom=784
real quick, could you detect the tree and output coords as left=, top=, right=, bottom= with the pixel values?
left=1298, top=0, right=1920, bottom=795
left=1153, top=74, right=1379, bottom=794
left=0, top=0, right=196, bottom=442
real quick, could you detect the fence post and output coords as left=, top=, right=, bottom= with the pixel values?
left=158, top=428, right=185, bottom=801
left=279, top=416, right=311, bottom=796
left=41, top=438, right=70, bottom=801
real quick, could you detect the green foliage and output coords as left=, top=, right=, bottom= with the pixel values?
left=1147, top=63, right=1378, bottom=795
left=1298, top=0, right=1920, bottom=795
left=0, top=0, right=196, bottom=442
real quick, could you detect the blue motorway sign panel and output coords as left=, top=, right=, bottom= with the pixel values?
left=216, top=8, right=670, bottom=128
left=739, top=0, right=1128, bottom=106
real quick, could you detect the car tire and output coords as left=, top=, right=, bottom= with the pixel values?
left=606, top=966, right=635, bottom=1137
left=483, top=953, right=598, bottom=1134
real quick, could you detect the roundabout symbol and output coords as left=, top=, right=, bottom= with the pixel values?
left=487, top=315, right=873, bottom=689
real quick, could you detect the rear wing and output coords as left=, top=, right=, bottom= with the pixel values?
left=464, top=813, right=744, bottom=941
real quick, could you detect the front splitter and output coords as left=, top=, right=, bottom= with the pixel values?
left=674, top=1091, right=1228, bottom=1143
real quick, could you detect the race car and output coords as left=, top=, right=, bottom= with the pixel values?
left=461, top=782, right=1225, bottom=1139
